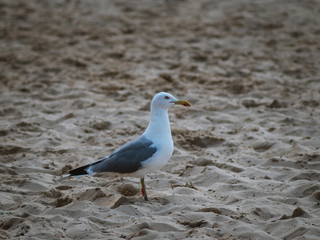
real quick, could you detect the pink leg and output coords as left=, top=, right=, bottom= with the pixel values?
left=140, top=177, right=149, bottom=201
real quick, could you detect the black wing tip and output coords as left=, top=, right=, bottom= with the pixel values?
left=68, top=165, right=89, bottom=176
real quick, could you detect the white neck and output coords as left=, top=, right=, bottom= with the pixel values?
left=143, top=106, right=171, bottom=140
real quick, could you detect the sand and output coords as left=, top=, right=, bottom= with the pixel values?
left=1, top=0, right=320, bottom=239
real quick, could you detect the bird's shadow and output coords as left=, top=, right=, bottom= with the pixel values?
left=111, top=196, right=171, bottom=209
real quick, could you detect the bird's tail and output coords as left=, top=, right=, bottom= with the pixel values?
left=60, top=163, right=92, bottom=179
left=63, top=158, right=105, bottom=178
left=68, top=164, right=91, bottom=176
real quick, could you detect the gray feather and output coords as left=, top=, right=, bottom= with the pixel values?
left=89, top=136, right=157, bottom=174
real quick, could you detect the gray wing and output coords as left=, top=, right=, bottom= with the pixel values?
left=88, top=136, right=157, bottom=174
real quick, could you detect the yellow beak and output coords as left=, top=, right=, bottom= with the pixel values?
left=173, top=100, right=191, bottom=107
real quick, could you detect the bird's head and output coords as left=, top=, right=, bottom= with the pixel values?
left=151, top=92, right=191, bottom=110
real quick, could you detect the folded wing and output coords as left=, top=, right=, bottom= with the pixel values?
left=68, top=136, right=157, bottom=176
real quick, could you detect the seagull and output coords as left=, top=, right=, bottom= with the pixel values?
left=64, top=92, right=190, bottom=201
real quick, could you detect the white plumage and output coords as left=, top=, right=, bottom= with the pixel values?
left=66, top=92, right=190, bottom=201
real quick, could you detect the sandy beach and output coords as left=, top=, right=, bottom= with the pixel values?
left=1, top=0, right=320, bottom=239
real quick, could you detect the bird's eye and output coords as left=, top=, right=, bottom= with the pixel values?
left=164, top=96, right=170, bottom=100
